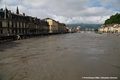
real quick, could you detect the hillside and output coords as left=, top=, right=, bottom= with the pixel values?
left=104, top=13, right=120, bottom=24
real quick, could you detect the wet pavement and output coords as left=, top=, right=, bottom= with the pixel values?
left=0, top=32, right=120, bottom=80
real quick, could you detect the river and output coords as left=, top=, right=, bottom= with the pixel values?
left=0, top=32, right=120, bottom=80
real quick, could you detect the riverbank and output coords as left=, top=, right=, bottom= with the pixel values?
left=99, top=24, right=120, bottom=33
left=0, top=32, right=69, bottom=44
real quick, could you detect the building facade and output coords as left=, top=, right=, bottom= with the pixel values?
left=0, top=7, right=68, bottom=40
left=99, top=24, right=120, bottom=33
left=44, top=18, right=68, bottom=34
left=0, top=7, right=49, bottom=38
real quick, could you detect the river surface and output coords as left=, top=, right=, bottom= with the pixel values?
left=0, top=32, right=120, bottom=80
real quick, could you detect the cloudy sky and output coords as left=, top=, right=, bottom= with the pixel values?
left=0, top=0, right=120, bottom=24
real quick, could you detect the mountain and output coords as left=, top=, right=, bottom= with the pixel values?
left=67, top=23, right=102, bottom=30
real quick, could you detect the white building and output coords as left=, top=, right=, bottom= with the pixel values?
left=99, top=24, right=120, bottom=33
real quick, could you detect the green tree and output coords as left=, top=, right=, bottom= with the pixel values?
left=104, top=13, right=120, bottom=24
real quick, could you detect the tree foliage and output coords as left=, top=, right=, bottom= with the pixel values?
left=104, top=13, right=120, bottom=24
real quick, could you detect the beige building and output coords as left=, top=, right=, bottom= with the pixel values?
left=44, top=18, right=58, bottom=33
left=99, top=28, right=104, bottom=32
left=44, top=18, right=67, bottom=34
left=116, top=27, right=120, bottom=32
left=99, top=24, right=120, bottom=33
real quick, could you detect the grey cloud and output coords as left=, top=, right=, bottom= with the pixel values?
left=0, top=0, right=2, bottom=2
left=0, top=0, right=119, bottom=24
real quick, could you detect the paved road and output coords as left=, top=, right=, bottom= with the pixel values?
left=0, top=32, right=120, bottom=80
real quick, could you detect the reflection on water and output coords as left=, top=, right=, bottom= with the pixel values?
left=0, top=32, right=120, bottom=80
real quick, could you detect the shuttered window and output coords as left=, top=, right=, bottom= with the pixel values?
left=0, top=21, right=2, bottom=27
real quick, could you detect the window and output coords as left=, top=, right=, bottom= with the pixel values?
left=0, top=21, right=2, bottom=27
left=0, top=21, right=2, bottom=34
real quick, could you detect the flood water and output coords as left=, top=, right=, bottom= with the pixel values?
left=0, top=32, right=120, bottom=80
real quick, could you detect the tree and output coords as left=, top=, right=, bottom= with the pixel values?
left=104, top=13, right=120, bottom=24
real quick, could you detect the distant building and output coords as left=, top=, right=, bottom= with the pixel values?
left=99, top=24, right=120, bottom=33
left=44, top=18, right=68, bottom=34
left=76, top=26, right=81, bottom=32
left=44, top=18, right=58, bottom=33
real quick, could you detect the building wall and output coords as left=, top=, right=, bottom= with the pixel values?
left=46, top=19, right=58, bottom=33
left=45, top=18, right=67, bottom=34
left=99, top=24, right=120, bottom=33
left=0, top=8, right=49, bottom=37
left=0, top=8, right=67, bottom=38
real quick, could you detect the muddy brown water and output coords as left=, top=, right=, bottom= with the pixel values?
left=0, top=32, right=120, bottom=80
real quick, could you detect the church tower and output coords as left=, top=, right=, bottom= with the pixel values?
left=16, top=6, right=19, bottom=14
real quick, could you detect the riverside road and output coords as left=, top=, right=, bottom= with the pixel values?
left=0, top=32, right=120, bottom=80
